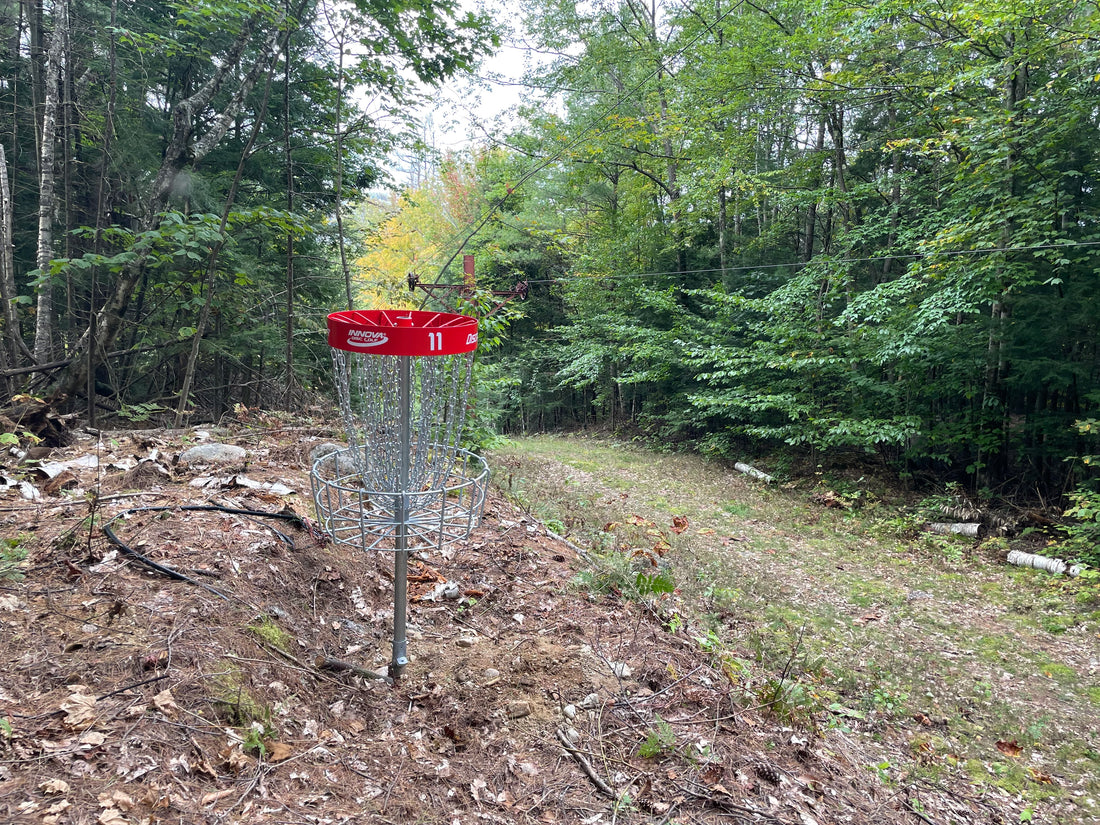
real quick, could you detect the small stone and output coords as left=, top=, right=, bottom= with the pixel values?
left=563, top=704, right=577, bottom=720
left=179, top=443, right=247, bottom=465
left=562, top=727, right=580, bottom=744
left=580, top=692, right=600, bottom=709
left=610, top=662, right=632, bottom=679
left=455, top=637, right=475, bottom=648
left=506, top=700, right=531, bottom=719
left=483, top=668, right=501, bottom=680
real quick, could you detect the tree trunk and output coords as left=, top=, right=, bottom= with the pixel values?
left=802, top=117, right=826, bottom=262
left=85, top=0, right=117, bottom=426
left=0, top=144, right=20, bottom=384
left=33, top=0, right=66, bottom=364
left=45, top=3, right=303, bottom=404
left=283, top=22, right=296, bottom=407
left=174, top=65, right=276, bottom=427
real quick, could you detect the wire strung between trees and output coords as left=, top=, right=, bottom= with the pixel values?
left=360, top=238, right=1100, bottom=295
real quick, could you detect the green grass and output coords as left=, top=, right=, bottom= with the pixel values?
left=489, top=435, right=1100, bottom=812
left=1, top=536, right=29, bottom=582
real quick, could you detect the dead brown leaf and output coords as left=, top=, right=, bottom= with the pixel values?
left=267, top=741, right=293, bottom=762
left=152, top=689, right=179, bottom=717
left=61, top=688, right=97, bottom=730
left=671, top=515, right=689, bottom=534
left=996, top=739, right=1023, bottom=758
left=1028, top=767, right=1055, bottom=784
left=39, top=778, right=71, bottom=795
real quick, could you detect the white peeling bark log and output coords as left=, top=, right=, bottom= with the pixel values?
left=925, top=522, right=981, bottom=538
left=734, top=462, right=774, bottom=484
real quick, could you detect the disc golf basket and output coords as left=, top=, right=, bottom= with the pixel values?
left=311, top=309, right=489, bottom=679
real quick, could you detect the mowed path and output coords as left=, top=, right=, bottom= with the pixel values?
left=491, top=436, right=1100, bottom=822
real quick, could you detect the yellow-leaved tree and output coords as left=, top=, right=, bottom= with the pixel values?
left=352, top=150, right=504, bottom=310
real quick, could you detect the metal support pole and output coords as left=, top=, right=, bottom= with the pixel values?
left=389, top=355, right=412, bottom=680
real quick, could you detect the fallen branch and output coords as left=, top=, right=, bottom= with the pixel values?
left=924, top=522, right=980, bottom=538
left=315, top=654, right=393, bottom=685
left=546, top=527, right=589, bottom=560
left=556, top=728, right=615, bottom=798
left=734, top=462, right=774, bottom=484
left=1007, top=549, right=1083, bottom=577
left=102, top=522, right=229, bottom=601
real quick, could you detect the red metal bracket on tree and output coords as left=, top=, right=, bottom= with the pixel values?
left=407, top=254, right=528, bottom=318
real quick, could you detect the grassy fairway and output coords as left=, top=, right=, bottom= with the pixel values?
left=490, top=435, right=1100, bottom=823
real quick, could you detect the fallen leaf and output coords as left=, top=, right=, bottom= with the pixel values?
left=43, top=470, right=79, bottom=495
left=626, top=514, right=650, bottom=526
left=42, top=799, right=71, bottom=823
left=671, top=515, right=689, bottom=534
left=201, top=788, right=237, bottom=806
left=61, top=689, right=97, bottom=730
left=105, top=791, right=135, bottom=811
left=80, top=731, right=107, bottom=747
left=152, top=689, right=179, bottom=717
left=996, top=740, right=1023, bottom=758
left=699, top=765, right=723, bottom=784
left=853, top=612, right=882, bottom=625
left=267, top=741, right=293, bottom=762
left=39, top=779, right=71, bottom=795
left=1028, top=767, right=1054, bottom=784
left=97, top=806, right=128, bottom=825
left=219, top=744, right=253, bottom=773
left=697, top=527, right=716, bottom=535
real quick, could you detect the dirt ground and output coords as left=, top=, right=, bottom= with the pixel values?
left=0, top=422, right=1027, bottom=824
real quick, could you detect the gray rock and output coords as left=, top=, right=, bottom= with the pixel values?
left=179, top=443, right=247, bottom=465
left=610, top=662, right=632, bottom=679
left=309, top=442, right=343, bottom=464
left=506, top=700, right=532, bottom=719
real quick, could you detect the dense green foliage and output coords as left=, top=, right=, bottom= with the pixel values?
left=4, top=0, right=1100, bottom=505
left=0, top=0, right=494, bottom=419
left=416, top=0, right=1100, bottom=501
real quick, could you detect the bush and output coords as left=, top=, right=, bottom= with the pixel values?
left=1062, top=486, right=1100, bottom=567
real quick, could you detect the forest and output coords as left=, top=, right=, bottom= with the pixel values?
left=2, top=0, right=1099, bottom=513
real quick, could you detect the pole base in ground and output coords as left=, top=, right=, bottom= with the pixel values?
left=389, top=549, right=409, bottom=680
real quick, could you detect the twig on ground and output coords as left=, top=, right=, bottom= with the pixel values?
left=556, top=728, right=615, bottom=799
left=98, top=673, right=169, bottom=700
left=102, top=521, right=229, bottom=600
left=315, top=654, right=393, bottom=685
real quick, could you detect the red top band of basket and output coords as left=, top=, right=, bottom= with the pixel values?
left=327, top=310, right=479, bottom=356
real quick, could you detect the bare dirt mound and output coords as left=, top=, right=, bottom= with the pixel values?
left=1, top=426, right=1012, bottom=823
